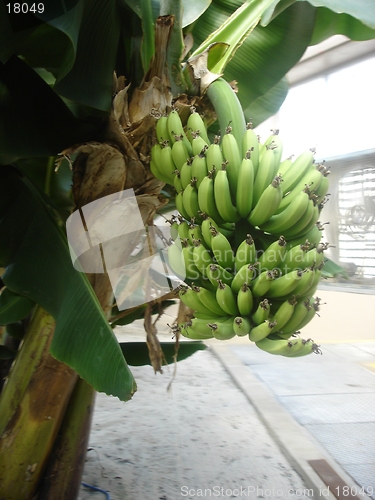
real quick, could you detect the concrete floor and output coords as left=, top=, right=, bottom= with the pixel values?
left=79, top=298, right=375, bottom=500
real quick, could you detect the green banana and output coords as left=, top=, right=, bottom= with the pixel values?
left=182, top=179, right=200, bottom=219
left=206, top=77, right=246, bottom=148
left=289, top=204, right=321, bottom=240
left=279, top=298, right=311, bottom=335
left=281, top=200, right=318, bottom=239
left=150, top=159, right=171, bottom=185
left=200, top=216, right=223, bottom=248
left=177, top=218, right=190, bottom=241
left=160, top=140, right=177, bottom=181
left=260, top=190, right=310, bottom=234
left=198, top=171, right=225, bottom=224
left=266, top=269, right=303, bottom=299
left=179, top=287, right=213, bottom=315
left=172, top=135, right=190, bottom=170
left=191, top=132, right=209, bottom=157
left=281, top=241, right=311, bottom=273
left=270, top=298, right=296, bottom=332
left=192, top=240, right=215, bottom=277
left=188, top=221, right=208, bottom=249
left=167, top=240, right=185, bottom=279
left=167, top=109, right=192, bottom=154
left=251, top=270, right=275, bottom=297
left=284, top=338, right=321, bottom=358
left=236, top=152, right=255, bottom=218
left=180, top=319, right=214, bottom=339
left=222, top=125, right=242, bottom=198
left=156, top=114, right=169, bottom=143
left=206, top=135, right=224, bottom=172
left=214, top=167, right=241, bottom=223
left=242, top=123, right=260, bottom=175
left=249, top=319, right=277, bottom=342
left=303, top=242, right=328, bottom=268
left=314, top=170, right=330, bottom=204
left=292, top=163, right=324, bottom=196
left=248, top=175, right=283, bottom=227
left=252, top=147, right=276, bottom=207
left=201, top=217, right=214, bottom=249
left=182, top=242, right=201, bottom=281
left=235, top=234, right=257, bottom=270
left=287, top=222, right=325, bottom=249
left=175, top=191, right=191, bottom=220
left=257, top=235, right=287, bottom=272
left=259, top=129, right=281, bottom=161
left=269, top=131, right=283, bottom=167
left=187, top=108, right=210, bottom=144
left=191, top=149, right=208, bottom=187
left=216, top=280, right=239, bottom=316
left=173, top=169, right=183, bottom=193
left=298, top=264, right=323, bottom=300
left=191, top=285, right=227, bottom=316
left=276, top=164, right=322, bottom=213
left=292, top=297, right=321, bottom=331
left=287, top=267, right=317, bottom=299
left=231, top=264, right=256, bottom=294
left=277, top=155, right=294, bottom=176
left=150, top=143, right=173, bottom=184
left=251, top=299, right=271, bottom=325
left=233, top=316, right=252, bottom=337
left=255, top=336, right=293, bottom=355
left=208, top=316, right=236, bottom=340
left=168, top=215, right=179, bottom=241
left=206, top=263, right=234, bottom=288
left=210, top=226, right=235, bottom=271
left=237, top=283, right=254, bottom=316
left=255, top=336, right=319, bottom=357
left=180, top=159, right=193, bottom=189
left=281, top=149, right=315, bottom=195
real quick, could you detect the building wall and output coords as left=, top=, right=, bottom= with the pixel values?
left=301, top=288, right=375, bottom=343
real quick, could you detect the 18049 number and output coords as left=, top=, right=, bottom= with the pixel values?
left=6, top=3, right=44, bottom=14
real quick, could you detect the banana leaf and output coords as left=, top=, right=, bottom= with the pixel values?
left=321, top=258, right=349, bottom=279
left=120, top=341, right=207, bottom=366
left=0, top=288, right=35, bottom=325
left=0, top=56, right=98, bottom=160
left=0, top=166, right=136, bottom=401
left=2, top=0, right=375, bottom=137
left=190, top=0, right=375, bottom=125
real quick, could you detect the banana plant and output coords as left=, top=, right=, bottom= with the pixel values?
left=0, top=0, right=374, bottom=498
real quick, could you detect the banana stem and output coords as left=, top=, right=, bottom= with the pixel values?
left=0, top=310, right=78, bottom=499
left=36, top=378, right=96, bottom=499
left=0, top=307, right=56, bottom=436
left=206, top=78, right=246, bottom=147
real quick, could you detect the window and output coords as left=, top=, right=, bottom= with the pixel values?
left=255, top=54, right=375, bottom=289
left=322, top=150, right=375, bottom=286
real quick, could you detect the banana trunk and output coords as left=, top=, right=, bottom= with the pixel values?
left=0, top=307, right=78, bottom=499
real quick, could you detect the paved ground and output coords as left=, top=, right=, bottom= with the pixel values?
left=228, top=341, right=375, bottom=500
left=79, top=305, right=375, bottom=500
left=79, top=348, right=313, bottom=500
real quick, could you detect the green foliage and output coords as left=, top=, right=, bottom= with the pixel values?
left=0, top=167, right=136, bottom=401
left=120, top=341, right=207, bottom=366
left=0, top=288, right=35, bottom=325
left=0, top=0, right=374, bottom=395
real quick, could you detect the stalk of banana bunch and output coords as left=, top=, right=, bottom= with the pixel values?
left=151, top=79, right=330, bottom=356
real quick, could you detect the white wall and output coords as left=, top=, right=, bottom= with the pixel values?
left=301, top=288, right=375, bottom=343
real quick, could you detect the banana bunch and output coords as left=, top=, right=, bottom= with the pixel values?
left=151, top=81, right=330, bottom=357
left=167, top=223, right=325, bottom=356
